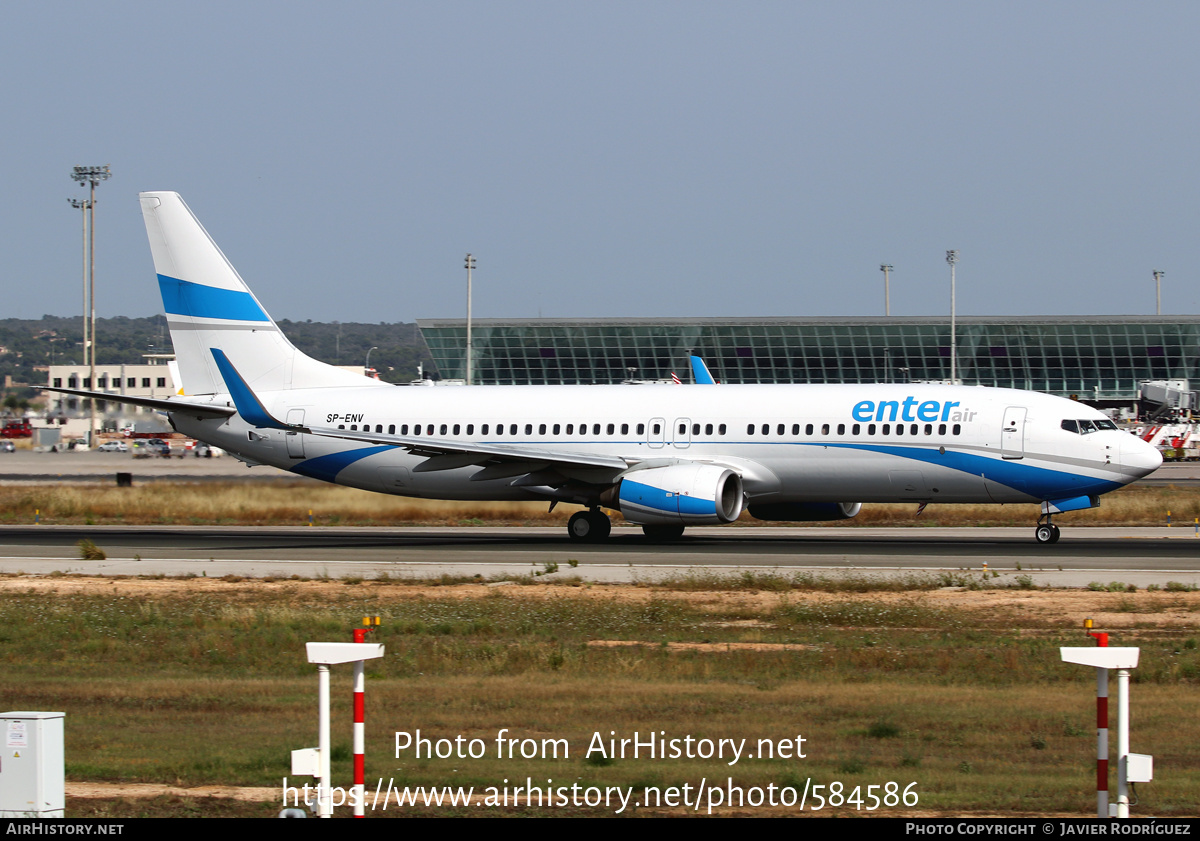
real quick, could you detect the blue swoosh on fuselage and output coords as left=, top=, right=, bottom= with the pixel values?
left=818, top=442, right=1123, bottom=499
left=291, top=446, right=394, bottom=484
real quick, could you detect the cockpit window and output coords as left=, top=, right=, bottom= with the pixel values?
left=1062, top=418, right=1117, bottom=434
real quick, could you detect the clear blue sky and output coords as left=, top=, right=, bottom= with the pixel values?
left=3, top=2, right=1197, bottom=323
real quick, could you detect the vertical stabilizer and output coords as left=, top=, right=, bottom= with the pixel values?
left=140, top=192, right=385, bottom=395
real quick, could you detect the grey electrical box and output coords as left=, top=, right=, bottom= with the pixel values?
left=1127, top=753, right=1153, bottom=783
left=0, top=712, right=65, bottom=818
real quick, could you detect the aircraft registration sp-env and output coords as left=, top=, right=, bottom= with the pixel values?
left=54, top=192, right=1162, bottom=544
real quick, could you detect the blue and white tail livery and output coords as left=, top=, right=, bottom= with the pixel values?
left=140, top=192, right=387, bottom=397
left=55, top=192, right=1163, bottom=544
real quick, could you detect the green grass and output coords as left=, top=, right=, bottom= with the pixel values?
left=1, top=581, right=1197, bottom=816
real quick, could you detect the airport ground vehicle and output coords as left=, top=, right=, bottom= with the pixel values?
left=1, top=419, right=33, bottom=439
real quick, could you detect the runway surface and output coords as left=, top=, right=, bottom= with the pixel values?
left=1, top=524, right=1196, bottom=588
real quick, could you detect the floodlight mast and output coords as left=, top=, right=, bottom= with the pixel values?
left=1152, top=270, right=1164, bottom=316
left=945, top=250, right=958, bottom=384
left=69, top=166, right=111, bottom=448
left=880, top=264, right=893, bottom=317
left=464, top=254, right=476, bottom=385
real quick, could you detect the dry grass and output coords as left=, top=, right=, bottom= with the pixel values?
left=0, top=480, right=1195, bottom=527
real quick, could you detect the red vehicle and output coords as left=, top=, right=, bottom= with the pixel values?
left=1, top=419, right=33, bottom=439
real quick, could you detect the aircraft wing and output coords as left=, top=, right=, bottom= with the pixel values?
left=208, top=347, right=633, bottom=477
left=299, top=424, right=633, bottom=474
left=44, top=387, right=237, bottom=420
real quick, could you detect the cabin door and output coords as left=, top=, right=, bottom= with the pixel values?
left=285, top=409, right=305, bottom=459
left=1001, top=407, right=1026, bottom=460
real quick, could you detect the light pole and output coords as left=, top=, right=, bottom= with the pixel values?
left=67, top=197, right=92, bottom=400
left=1152, top=270, right=1163, bottom=316
left=880, top=264, right=893, bottom=317
left=365, top=346, right=378, bottom=375
left=464, top=254, right=476, bottom=385
left=69, top=165, right=110, bottom=447
left=946, top=250, right=958, bottom=384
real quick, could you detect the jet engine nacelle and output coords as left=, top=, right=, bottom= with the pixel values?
left=748, top=502, right=862, bottom=522
left=616, top=464, right=745, bottom=525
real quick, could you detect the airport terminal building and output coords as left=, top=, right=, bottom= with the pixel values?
left=417, top=315, right=1200, bottom=406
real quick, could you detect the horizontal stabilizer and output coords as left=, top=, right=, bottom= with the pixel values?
left=44, top=386, right=236, bottom=419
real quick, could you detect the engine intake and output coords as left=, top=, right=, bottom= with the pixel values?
left=616, top=464, right=744, bottom=525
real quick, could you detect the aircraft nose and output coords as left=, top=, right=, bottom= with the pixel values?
left=1121, top=437, right=1163, bottom=476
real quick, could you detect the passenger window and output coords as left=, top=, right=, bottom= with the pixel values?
left=440, top=424, right=448, bottom=435
left=705, top=423, right=713, bottom=435
left=938, top=423, right=946, bottom=435
left=593, top=424, right=601, bottom=435
left=792, top=423, right=799, bottom=435
left=428, top=425, right=435, bottom=435
left=837, top=423, right=845, bottom=435
left=883, top=424, right=891, bottom=435
left=453, top=424, right=460, bottom=435
left=953, top=424, right=961, bottom=435
left=553, top=424, right=560, bottom=435
left=718, top=424, right=726, bottom=435
left=637, top=423, right=645, bottom=435
left=805, top=423, right=813, bottom=435
left=821, top=424, right=830, bottom=435
left=747, top=424, right=755, bottom=435
left=539, top=424, right=546, bottom=435
left=608, top=424, right=616, bottom=435
left=924, top=424, right=932, bottom=435
left=653, top=423, right=661, bottom=435
left=400, top=424, right=408, bottom=434
left=467, top=424, right=474, bottom=435
left=525, top=424, right=533, bottom=435
left=388, top=425, right=395, bottom=434
left=338, top=424, right=345, bottom=429
left=694, top=423, right=701, bottom=435
left=895, top=424, right=903, bottom=436
left=868, top=424, right=876, bottom=435
left=351, top=424, right=358, bottom=431
left=852, top=423, right=860, bottom=435
left=622, top=423, right=629, bottom=435
left=510, top=424, right=517, bottom=435
left=566, top=424, right=574, bottom=434
left=777, top=424, right=784, bottom=435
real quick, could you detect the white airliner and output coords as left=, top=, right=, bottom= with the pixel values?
left=53, top=192, right=1162, bottom=544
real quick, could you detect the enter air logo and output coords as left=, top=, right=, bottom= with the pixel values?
left=851, top=397, right=975, bottom=423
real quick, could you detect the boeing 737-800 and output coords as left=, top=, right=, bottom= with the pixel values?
left=51, top=192, right=1162, bottom=544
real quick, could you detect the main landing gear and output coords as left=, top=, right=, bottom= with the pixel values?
left=1034, top=514, right=1061, bottom=545
left=567, top=508, right=611, bottom=542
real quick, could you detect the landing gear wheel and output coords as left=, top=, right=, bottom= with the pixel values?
left=568, top=510, right=611, bottom=542
left=568, top=512, right=593, bottom=541
left=1035, top=524, right=1054, bottom=544
left=642, top=524, right=685, bottom=541
left=589, top=510, right=612, bottom=540
left=1048, top=524, right=1061, bottom=544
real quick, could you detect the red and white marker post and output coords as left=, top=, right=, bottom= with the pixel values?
left=351, top=617, right=381, bottom=818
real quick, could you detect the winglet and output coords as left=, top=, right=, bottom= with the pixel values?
left=690, top=355, right=716, bottom=385
left=210, top=348, right=289, bottom=429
